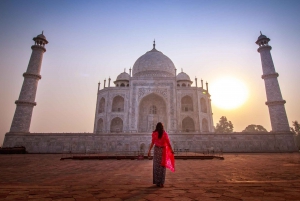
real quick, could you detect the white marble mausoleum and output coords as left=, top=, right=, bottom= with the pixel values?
left=94, top=42, right=214, bottom=135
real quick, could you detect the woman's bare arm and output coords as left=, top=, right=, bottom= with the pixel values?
left=148, top=142, right=154, bottom=157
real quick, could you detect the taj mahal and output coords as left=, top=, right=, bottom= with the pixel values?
left=2, top=32, right=297, bottom=153
left=94, top=41, right=213, bottom=135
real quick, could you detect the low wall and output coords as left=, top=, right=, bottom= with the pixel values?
left=2, top=132, right=298, bottom=153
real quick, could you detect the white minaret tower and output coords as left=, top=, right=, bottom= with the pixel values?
left=256, top=32, right=289, bottom=132
left=9, top=32, right=48, bottom=133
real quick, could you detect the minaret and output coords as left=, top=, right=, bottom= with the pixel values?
left=256, top=32, right=289, bottom=132
left=9, top=32, right=48, bottom=133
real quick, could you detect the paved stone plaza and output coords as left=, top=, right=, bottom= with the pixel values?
left=0, top=153, right=300, bottom=201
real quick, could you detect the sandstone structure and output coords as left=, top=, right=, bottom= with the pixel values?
left=2, top=33, right=297, bottom=153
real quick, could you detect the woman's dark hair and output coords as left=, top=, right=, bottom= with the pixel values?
left=154, top=122, right=164, bottom=139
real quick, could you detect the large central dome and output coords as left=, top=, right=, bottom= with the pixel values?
left=132, top=44, right=176, bottom=78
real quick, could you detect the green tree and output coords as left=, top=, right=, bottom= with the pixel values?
left=242, top=124, right=268, bottom=132
left=215, top=116, right=234, bottom=133
left=290, top=121, right=300, bottom=149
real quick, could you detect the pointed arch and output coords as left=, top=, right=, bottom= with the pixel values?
left=98, top=98, right=105, bottom=113
left=181, top=95, right=193, bottom=112
left=182, top=117, right=195, bottom=132
left=202, top=118, right=209, bottom=132
left=138, top=93, right=167, bottom=132
left=96, top=118, right=104, bottom=133
left=112, top=95, right=124, bottom=112
left=110, top=117, right=123, bottom=133
left=200, top=98, right=207, bottom=113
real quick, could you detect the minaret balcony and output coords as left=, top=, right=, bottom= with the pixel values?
left=257, top=45, right=271, bottom=52
left=261, top=73, right=279, bottom=79
left=31, top=45, right=46, bottom=52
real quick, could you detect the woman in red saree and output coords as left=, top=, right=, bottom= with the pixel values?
left=147, top=122, right=175, bottom=187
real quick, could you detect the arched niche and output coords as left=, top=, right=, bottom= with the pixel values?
left=112, top=96, right=124, bottom=112
left=98, top=98, right=105, bottom=113
left=182, top=117, right=195, bottom=132
left=202, top=118, right=209, bottom=132
left=97, top=118, right=103, bottom=133
left=200, top=98, right=207, bottom=113
left=182, top=83, right=186, bottom=87
left=110, top=117, right=123, bottom=133
left=181, top=95, right=193, bottom=112
left=138, top=93, right=167, bottom=132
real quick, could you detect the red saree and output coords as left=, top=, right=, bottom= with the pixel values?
left=152, top=131, right=175, bottom=172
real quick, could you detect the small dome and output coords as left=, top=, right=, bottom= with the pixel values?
left=116, top=72, right=130, bottom=81
left=255, top=32, right=270, bottom=45
left=37, top=33, right=47, bottom=40
left=258, top=34, right=267, bottom=40
left=177, top=72, right=191, bottom=81
left=33, top=31, right=48, bottom=44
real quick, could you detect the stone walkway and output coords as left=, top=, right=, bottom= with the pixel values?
left=0, top=153, right=300, bottom=201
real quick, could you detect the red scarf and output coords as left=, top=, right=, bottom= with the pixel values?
left=160, top=132, right=175, bottom=172
left=161, top=144, right=175, bottom=172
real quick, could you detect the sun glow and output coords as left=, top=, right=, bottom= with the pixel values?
left=210, top=77, right=249, bottom=110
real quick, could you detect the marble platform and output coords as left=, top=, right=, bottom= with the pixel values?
left=2, top=132, right=297, bottom=153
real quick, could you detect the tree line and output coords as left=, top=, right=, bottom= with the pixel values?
left=214, top=116, right=300, bottom=149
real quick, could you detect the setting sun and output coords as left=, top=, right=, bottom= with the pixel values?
left=210, top=77, right=249, bottom=110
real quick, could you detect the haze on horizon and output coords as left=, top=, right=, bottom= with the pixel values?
left=1, top=0, right=300, bottom=145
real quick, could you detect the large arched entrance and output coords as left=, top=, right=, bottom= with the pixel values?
left=138, top=93, right=167, bottom=132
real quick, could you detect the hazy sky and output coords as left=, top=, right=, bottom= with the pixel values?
left=1, top=0, right=300, bottom=145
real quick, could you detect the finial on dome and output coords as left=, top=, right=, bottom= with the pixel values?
left=181, top=68, right=183, bottom=72
left=260, top=31, right=262, bottom=35
left=124, top=68, right=126, bottom=72
left=153, top=39, right=156, bottom=49
left=42, top=31, right=44, bottom=35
